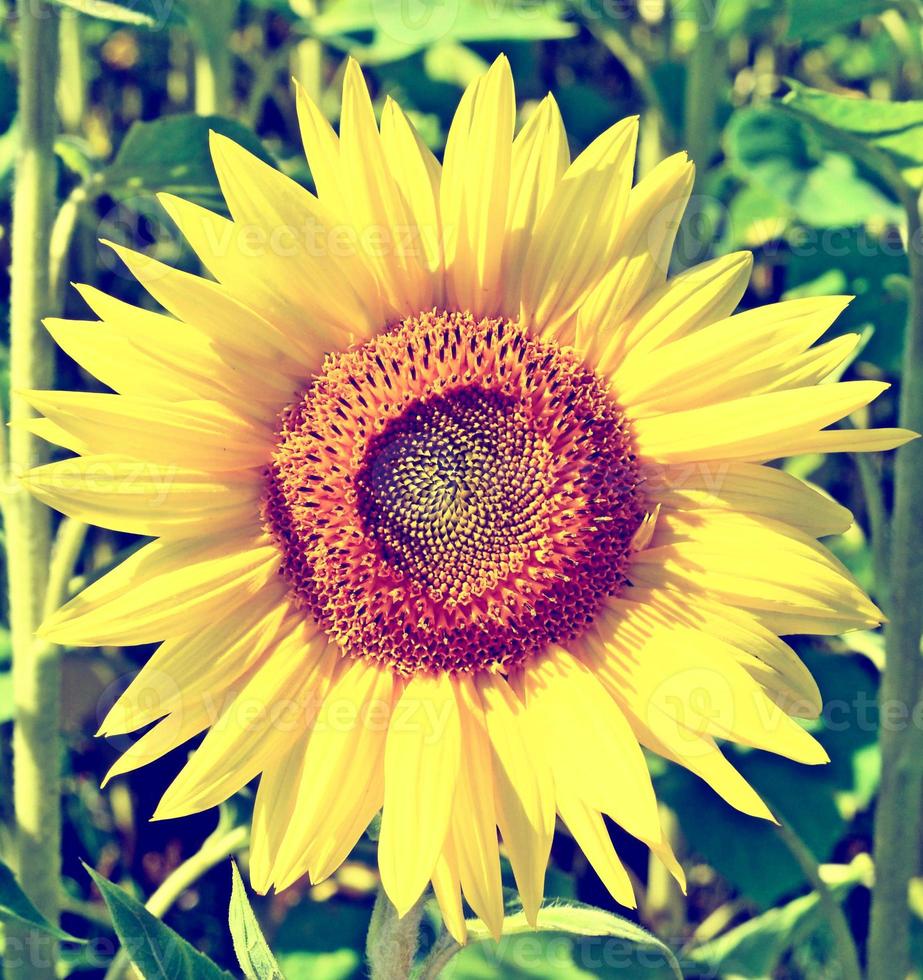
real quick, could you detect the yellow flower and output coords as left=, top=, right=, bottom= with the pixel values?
left=25, top=56, right=913, bottom=940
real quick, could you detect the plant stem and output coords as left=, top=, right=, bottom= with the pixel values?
left=4, top=3, right=60, bottom=979
left=841, top=414, right=891, bottom=607
left=588, top=22, right=670, bottom=177
left=56, top=10, right=86, bottom=133
left=775, top=823, right=862, bottom=980
left=43, top=518, right=88, bottom=619
left=417, top=928, right=462, bottom=980
left=191, top=0, right=237, bottom=115
left=645, top=804, right=685, bottom=941
left=102, top=822, right=249, bottom=980
left=49, top=182, right=91, bottom=309
left=867, top=189, right=923, bottom=980
left=683, top=0, right=718, bottom=171
left=679, top=0, right=720, bottom=266
left=366, top=886, right=425, bottom=980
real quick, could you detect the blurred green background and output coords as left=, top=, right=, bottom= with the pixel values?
left=1, top=0, right=922, bottom=976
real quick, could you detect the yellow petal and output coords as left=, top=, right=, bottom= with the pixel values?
left=46, top=305, right=296, bottom=415
left=378, top=671, right=461, bottom=915
left=250, top=731, right=311, bottom=894
left=521, top=646, right=660, bottom=843
left=616, top=296, right=852, bottom=413
left=102, top=700, right=216, bottom=786
left=745, top=333, right=861, bottom=395
left=269, top=658, right=394, bottom=886
left=478, top=672, right=553, bottom=925
left=339, top=60, right=433, bottom=316
left=102, top=666, right=263, bottom=786
left=40, top=531, right=279, bottom=646
left=579, top=153, right=694, bottom=358
left=156, top=193, right=378, bottom=349
left=644, top=460, right=852, bottom=538
left=501, top=94, right=569, bottom=316
left=153, top=624, right=336, bottom=819
left=306, top=763, right=385, bottom=886
left=597, top=624, right=778, bottom=820
left=294, top=76, right=346, bottom=213
left=593, top=604, right=829, bottom=765
left=44, top=316, right=208, bottom=404
left=557, top=796, right=636, bottom=908
left=85, top=254, right=299, bottom=368
left=99, top=585, right=290, bottom=736
left=20, top=390, right=271, bottom=472
left=441, top=55, right=515, bottom=316
left=450, top=676, right=504, bottom=940
left=619, top=586, right=822, bottom=719
left=209, top=131, right=383, bottom=341
left=633, top=381, right=890, bottom=464
left=431, top=836, right=467, bottom=945
left=521, top=115, right=638, bottom=343
left=380, top=97, right=445, bottom=289
left=23, top=455, right=260, bottom=538
left=596, top=251, right=752, bottom=375
left=782, top=427, right=918, bottom=455
left=23, top=416, right=89, bottom=454
left=630, top=511, right=882, bottom=633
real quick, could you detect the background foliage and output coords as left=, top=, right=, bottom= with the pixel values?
left=1, top=0, right=923, bottom=976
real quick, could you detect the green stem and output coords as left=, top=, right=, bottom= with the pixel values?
left=679, top=0, right=721, bottom=266
left=841, top=415, right=891, bottom=607
left=417, top=928, right=461, bottom=980
left=683, top=0, right=718, bottom=171
left=3, top=4, right=60, bottom=980
left=867, top=191, right=923, bottom=980
left=103, top=822, right=249, bottom=980
left=291, top=26, right=324, bottom=104
left=243, top=42, right=296, bottom=130
left=191, top=0, right=238, bottom=116
left=644, top=804, right=685, bottom=938
left=854, top=449, right=890, bottom=606
left=56, top=10, right=86, bottom=133
left=587, top=23, right=670, bottom=176
left=366, top=886, right=425, bottom=980
left=892, top=1, right=923, bottom=100
left=43, top=518, right=88, bottom=620
left=775, top=823, right=862, bottom=980
left=59, top=889, right=113, bottom=930
left=49, top=182, right=91, bottom=310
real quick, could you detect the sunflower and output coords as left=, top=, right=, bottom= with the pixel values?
left=26, top=56, right=912, bottom=940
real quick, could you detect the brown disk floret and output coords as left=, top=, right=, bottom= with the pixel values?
left=262, top=310, right=645, bottom=675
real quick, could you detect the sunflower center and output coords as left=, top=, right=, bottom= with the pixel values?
left=356, top=387, right=553, bottom=606
left=262, top=310, right=645, bottom=676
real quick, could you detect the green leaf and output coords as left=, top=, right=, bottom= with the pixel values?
left=306, top=0, right=576, bottom=65
left=100, top=115, right=276, bottom=206
left=229, top=861, right=283, bottom=980
left=657, top=649, right=879, bottom=908
left=785, top=0, right=893, bottom=40
left=271, top=895, right=368, bottom=980
left=84, top=865, right=233, bottom=979
left=440, top=935, right=596, bottom=979
left=781, top=228, right=908, bottom=373
left=0, top=858, right=84, bottom=943
left=55, top=134, right=98, bottom=182
left=686, top=854, right=872, bottom=978
left=0, top=670, right=12, bottom=724
left=0, top=117, right=19, bottom=192
left=780, top=81, right=923, bottom=194
left=48, top=0, right=161, bottom=27
left=464, top=902, right=682, bottom=980
left=721, top=105, right=902, bottom=248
